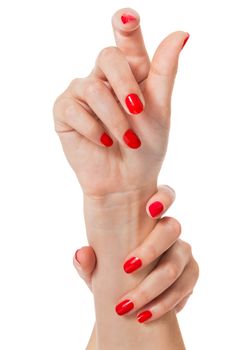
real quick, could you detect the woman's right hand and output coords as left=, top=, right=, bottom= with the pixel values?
left=73, top=185, right=199, bottom=323
left=53, top=8, right=189, bottom=198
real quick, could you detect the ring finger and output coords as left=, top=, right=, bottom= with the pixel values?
left=137, top=258, right=199, bottom=323
left=69, top=77, right=142, bottom=149
left=115, top=240, right=191, bottom=316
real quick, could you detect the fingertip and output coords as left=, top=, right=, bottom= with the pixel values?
left=112, top=8, right=140, bottom=32
left=158, top=184, right=176, bottom=199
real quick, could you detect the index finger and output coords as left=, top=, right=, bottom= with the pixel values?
left=112, top=8, right=150, bottom=82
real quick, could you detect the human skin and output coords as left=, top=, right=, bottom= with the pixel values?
left=53, top=7, right=190, bottom=350
left=74, top=185, right=199, bottom=323
left=74, top=186, right=199, bottom=348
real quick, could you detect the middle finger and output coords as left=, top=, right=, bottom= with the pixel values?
left=91, top=46, right=145, bottom=116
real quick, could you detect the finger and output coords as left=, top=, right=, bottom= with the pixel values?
left=69, top=77, right=141, bottom=149
left=53, top=93, right=114, bottom=148
left=111, top=8, right=150, bottom=82
left=91, top=46, right=145, bottom=116
left=145, top=31, right=190, bottom=125
left=115, top=240, right=191, bottom=316
left=136, top=259, right=199, bottom=323
left=146, top=184, right=176, bottom=219
left=175, top=293, right=192, bottom=313
left=73, top=246, right=97, bottom=290
left=123, top=216, right=181, bottom=274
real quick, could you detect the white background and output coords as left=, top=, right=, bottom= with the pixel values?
left=0, top=0, right=232, bottom=349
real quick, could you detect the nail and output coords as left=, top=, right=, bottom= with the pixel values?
left=125, top=94, right=144, bottom=114
left=100, top=132, right=113, bottom=147
left=137, top=310, right=153, bottom=323
left=121, top=14, right=137, bottom=24
left=74, top=249, right=81, bottom=264
left=181, top=33, right=190, bottom=49
left=123, top=257, right=142, bottom=273
left=115, top=299, right=134, bottom=316
left=123, top=129, right=141, bottom=149
left=148, top=201, right=164, bottom=218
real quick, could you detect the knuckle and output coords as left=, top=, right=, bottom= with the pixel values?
left=98, top=46, right=119, bottom=62
left=142, top=243, right=157, bottom=261
left=137, top=286, right=151, bottom=303
left=193, top=259, right=200, bottom=279
left=183, top=241, right=192, bottom=255
left=165, top=262, right=180, bottom=281
left=158, top=300, right=168, bottom=316
left=53, top=94, right=63, bottom=118
left=165, top=217, right=182, bottom=237
left=68, top=78, right=82, bottom=95
left=84, top=78, right=105, bottom=98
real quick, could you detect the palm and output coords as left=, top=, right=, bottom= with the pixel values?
left=58, top=78, right=169, bottom=197
left=55, top=11, right=187, bottom=197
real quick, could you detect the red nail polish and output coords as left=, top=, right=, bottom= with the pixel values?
left=115, top=299, right=134, bottom=316
left=121, top=14, right=137, bottom=24
left=148, top=201, right=164, bottom=218
left=123, top=129, right=141, bottom=149
left=181, top=33, right=190, bottom=49
left=75, top=250, right=81, bottom=264
left=100, top=132, right=113, bottom=147
left=137, top=310, right=152, bottom=323
left=125, top=94, right=144, bottom=114
left=123, top=257, right=142, bottom=273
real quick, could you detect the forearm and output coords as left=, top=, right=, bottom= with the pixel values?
left=84, top=182, right=185, bottom=350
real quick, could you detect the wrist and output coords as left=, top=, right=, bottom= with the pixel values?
left=83, top=180, right=158, bottom=236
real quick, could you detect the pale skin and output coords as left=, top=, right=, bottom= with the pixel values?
left=74, top=186, right=199, bottom=348
left=53, top=7, right=197, bottom=350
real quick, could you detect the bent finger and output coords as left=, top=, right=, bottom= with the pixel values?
left=146, top=184, right=176, bottom=219
left=136, top=259, right=198, bottom=323
left=56, top=95, right=115, bottom=148
left=116, top=240, right=191, bottom=316
left=123, top=216, right=181, bottom=274
left=92, top=46, right=145, bottom=116
left=69, top=77, right=141, bottom=149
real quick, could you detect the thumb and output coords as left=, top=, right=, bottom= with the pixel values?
left=146, top=31, right=190, bottom=123
left=73, top=246, right=96, bottom=290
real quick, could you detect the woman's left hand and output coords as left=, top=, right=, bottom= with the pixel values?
left=73, top=185, right=199, bottom=323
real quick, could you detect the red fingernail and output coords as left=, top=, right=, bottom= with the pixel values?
left=100, top=132, right=113, bottom=147
left=181, top=33, right=190, bottom=49
left=137, top=310, right=153, bottom=323
left=121, top=14, right=137, bottom=24
left=115, top=299, right=134, bottom=316
left=123, top=129, right=141, bottom=149
left=125, top=94, right=144, bottom=114
left=148, top=201, right=164, bottom=218
left=74, top=249, right=81, bottom=264
left=123, top=257, right=142, bottom=273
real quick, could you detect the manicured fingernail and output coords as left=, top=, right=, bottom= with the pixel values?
left=121, top=14, right=137, bottom=24
left=181, top=33, right=190, bottom=49
left=125, top=94, right=144, bottom=114
left=74, top=249, right=81, bottom=264
left=148, top=201, right=164, bottom=218
left=137, top=310, right=153, bottom=323
left=100, top=132, right=113, bottom=147
left=123, top=257, right=142, bottom=273
left=123, top=129, right=141, bottom=149
left=115, top=299, right=134, bottom=316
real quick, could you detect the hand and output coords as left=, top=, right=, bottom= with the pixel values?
left=53, top=8, right=189, bottom=198
left=73, top=185, right=199, bottom=323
